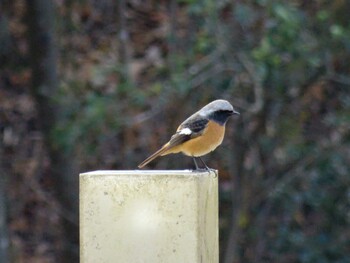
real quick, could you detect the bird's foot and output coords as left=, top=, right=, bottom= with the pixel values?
left=192, top=157, right=217, bottom=177
left=207, top=168, right=218, bottom=178
left=192, top=167, right=217, bottom=177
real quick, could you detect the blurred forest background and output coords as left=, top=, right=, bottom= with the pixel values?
left=1, top=0, right=350, bottom=262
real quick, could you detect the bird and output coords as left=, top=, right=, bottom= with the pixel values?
left=138, top=99, right=239, bottom=170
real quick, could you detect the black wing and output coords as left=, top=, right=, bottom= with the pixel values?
left=177, top=114, right=209, bottom=134
left=164, top=114, right=209, bottom=148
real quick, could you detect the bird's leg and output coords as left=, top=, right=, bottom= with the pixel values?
left=198, top=157, right=217, bottom=177
left=198, top=156, right=209, bottom=170
left=193, top=157, right=207, bottom=171
left=192, top=157, right=199, bottom=170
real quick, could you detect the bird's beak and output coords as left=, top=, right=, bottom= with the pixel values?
left=232, top=110, right=240, bottom=115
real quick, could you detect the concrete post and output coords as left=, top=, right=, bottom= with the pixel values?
left=80, top=170, right=218, bottom=263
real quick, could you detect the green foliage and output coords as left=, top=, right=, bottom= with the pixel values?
left=53, top=80, right=145, bottom=155
left=189, top=0, right=350, bottom=262
left=270, top=154, right=350, bottom=263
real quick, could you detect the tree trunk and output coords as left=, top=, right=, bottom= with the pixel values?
left=223, top=121, right=246, bottom=263
left=26, top=1, right=79, bottom=261
left=0, top=133, right=9, bottom=263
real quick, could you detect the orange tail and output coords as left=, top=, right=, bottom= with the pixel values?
left=138, top=143, right=170, bottom=168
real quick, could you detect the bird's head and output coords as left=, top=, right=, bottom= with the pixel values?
left=201, top=99, right=239, bottom=125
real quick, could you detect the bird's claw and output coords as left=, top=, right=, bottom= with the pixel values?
left=192, top=167, right=217, bottom=177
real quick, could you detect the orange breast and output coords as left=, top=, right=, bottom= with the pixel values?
left=166, top=120, right=225, bottom=157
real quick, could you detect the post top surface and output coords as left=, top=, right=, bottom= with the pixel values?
left=80, top=169, right=217, bottom=178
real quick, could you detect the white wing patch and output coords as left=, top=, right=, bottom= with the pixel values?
left=179, top=128, right=192, bottom=135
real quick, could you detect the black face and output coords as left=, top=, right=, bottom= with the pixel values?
left=210, top=109, right=234, bottom=125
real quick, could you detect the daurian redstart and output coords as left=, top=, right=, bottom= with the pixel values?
left=138, top=99, right=239, bottom=169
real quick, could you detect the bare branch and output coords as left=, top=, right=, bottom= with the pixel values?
left=237, top=53, right=264, bottom=113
